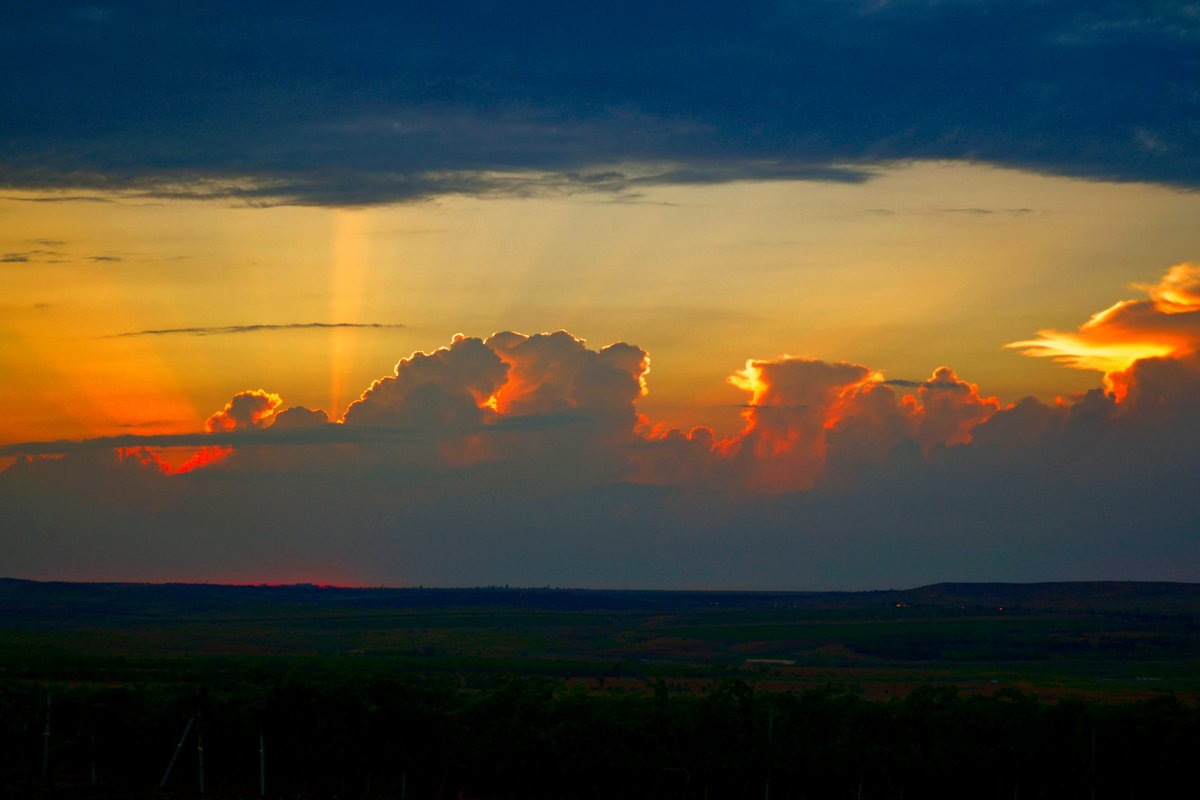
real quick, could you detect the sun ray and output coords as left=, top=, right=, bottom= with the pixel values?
left=329, top=210, right=371, bottom=419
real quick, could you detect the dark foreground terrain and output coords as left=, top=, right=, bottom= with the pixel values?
left=1, top=579, right=1198, bottom=797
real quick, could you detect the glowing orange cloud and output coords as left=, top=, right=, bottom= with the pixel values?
left=909, top=367, right=1000, bottom=449
left=724, top=357, right=875, bottom=490
left=168, top=339, right=1001, bottom=495
left=484, top=331, right=649, bottom=421
left=1140, top=263, right=1200, bottom=311
left=1009, top=264, right=1200, bottom=389
left=729, top=357, right=876, bottom=414
left=205, top=389, right=283, bottom=432
left=716, top=358, right=1001, bottom=491
left=103, top=292, right=1182, bottom=496
left=151, top=390, right=282, bottom=476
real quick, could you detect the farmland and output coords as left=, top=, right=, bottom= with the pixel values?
left=3, top=579, right=1198, bottom=701
left=2, top=579, right=1198, bottom=797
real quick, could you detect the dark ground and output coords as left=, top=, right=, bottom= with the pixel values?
left=2, top=579, right=1198, bottom=797
left=3, top=578, right=1199, bottom=700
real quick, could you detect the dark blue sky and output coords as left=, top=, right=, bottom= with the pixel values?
left=4, top=1, right=1198, bottom=204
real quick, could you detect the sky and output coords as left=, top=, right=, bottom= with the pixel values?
left=2, top=1, right=1199, bottom=588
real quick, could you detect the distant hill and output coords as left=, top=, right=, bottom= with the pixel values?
left=895, top=581, right=1200, bottom=613
left=3, top=577, right=1199, bottom=625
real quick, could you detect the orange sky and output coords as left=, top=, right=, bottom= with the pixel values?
left=2, top=162, right=1200, bottom=455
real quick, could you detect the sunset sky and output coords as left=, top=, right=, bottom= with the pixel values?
left=2, top=2, right=1199, bottom=587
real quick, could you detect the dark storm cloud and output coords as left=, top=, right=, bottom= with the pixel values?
left=3, top=380, right=1198, bottom=588
left=2, top=1, right=1197, bottom=205
left=110, top=322, right=407, bottom=337
left=4, top=313, right=1200, bottom=586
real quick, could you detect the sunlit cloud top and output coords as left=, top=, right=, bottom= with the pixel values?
left=1009, top=263, right=1200, bottom=375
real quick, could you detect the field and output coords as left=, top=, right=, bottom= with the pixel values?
left=2, top=579, right=1199, bottom=797
left=4, top=579, right=1198, bottom=701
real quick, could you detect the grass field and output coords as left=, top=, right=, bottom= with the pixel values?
left=3, top=579, right=1199, bottom=797
left=3, top=579, right=1198, bottom=702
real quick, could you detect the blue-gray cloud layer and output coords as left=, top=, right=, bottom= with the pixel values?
left=3, top=347, right=1199, bottom=588
left=2, top=395, right=1197, bottom=589
left=3, top=1, right=1197, bottom=204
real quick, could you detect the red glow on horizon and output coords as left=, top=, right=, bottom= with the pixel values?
left=171, top=445, right=231, bottom=474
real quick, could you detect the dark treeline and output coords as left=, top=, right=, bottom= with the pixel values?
left=2, top=670, right=1197, bottom=799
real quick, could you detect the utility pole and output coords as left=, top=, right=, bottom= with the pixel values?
left=160, top=717, right=194, bottom=790
left=42, top=694, right=51, bottom=779
left=1089, top=723, right=1096, bottom=800
left=197, top=727, right=206, bottom=796
left=259, top=730, right=266, bottom=797
left=764, top=706, right=773, bottom=800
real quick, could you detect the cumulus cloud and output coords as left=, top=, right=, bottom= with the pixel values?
left=722, top=357, right=874, bottom=491
left=709, top=359, right=1000, bottom=490
left=205, top=390, right=282, bottom=432
left=484, top=331, right=648, bottom=423
left=269, top=406, right=331, bottom=430
left=1105, top=352, right=1200, bottom=425
left=343, top=335, right=508, bottom=429
left=336, top=330, right=650, bottom=437
left=910, top=367, right=1000, bottom=450
left=5, top=275, right=1200, bottom=586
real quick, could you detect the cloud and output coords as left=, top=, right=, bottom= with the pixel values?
left=484, top=330, right=648, bottom=423
left=910, top=367, right=1000, bottom=450
left=722, top=357, right=875, bottom=491
left=5, top=277, right=1200, bottom=587
left=712, top=359, right=1000, bottom=491
left=110, top=322, right=407, bottom=338
left=205, top=390, right=282, bottom=432
left=1105, top=352, right=1200, bottom=425
left=0, top=195, right=112, bottom=204
left=935, top=208, right=1038, bottom=216
left=269, top=406, right=330, bottom=430
left=1141, top=262, right=1200, bottom=310
left=1, top=3, right=1197, bottom=204
left=1009, top=263, right=1200, bottom=388
left=1, top=249, right=66, bottom=263
left=344, top=335, right=508, bottom=429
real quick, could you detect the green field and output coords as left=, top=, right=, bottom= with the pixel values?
left=2, top=580, right=1199, bottom=798
left=3, top=579, right=1198, bottom=701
